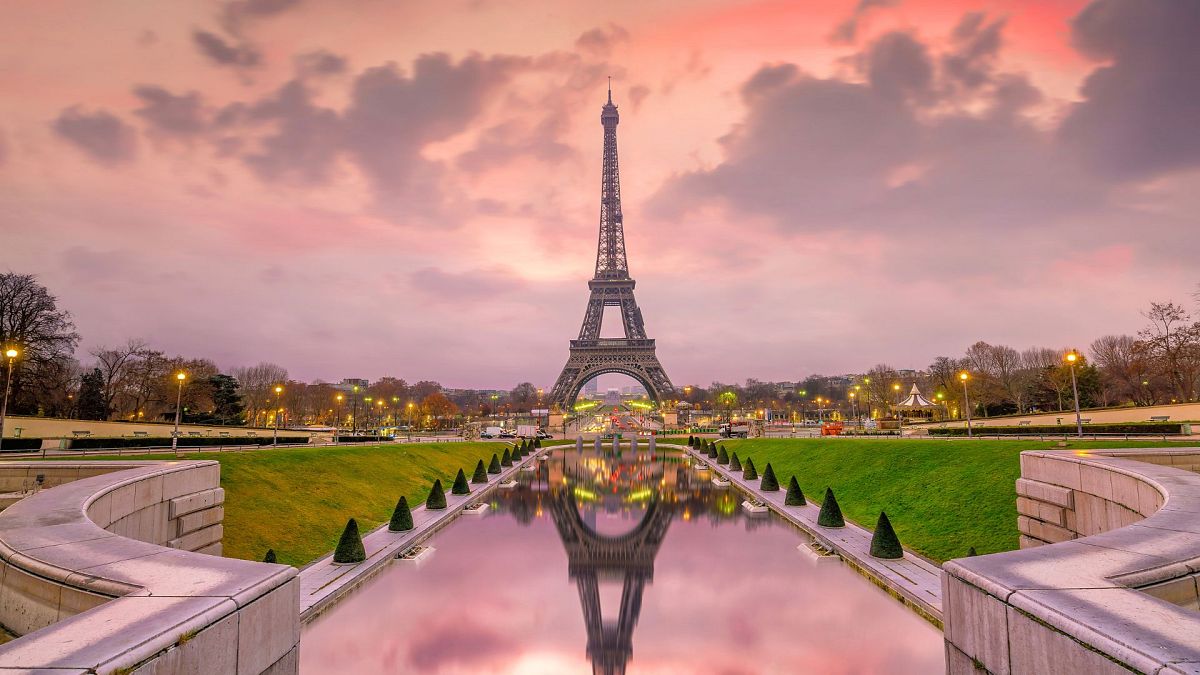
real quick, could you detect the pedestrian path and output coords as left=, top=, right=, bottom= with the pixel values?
left=297, top=447, right=540, bottom=622
left=680, top=445, right=943, bottom=625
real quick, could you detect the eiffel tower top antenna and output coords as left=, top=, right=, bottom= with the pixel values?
left=607, top=76, right=612, bottom=103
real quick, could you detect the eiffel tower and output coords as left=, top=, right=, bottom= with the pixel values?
left=548, top=84, right=674, bottom=409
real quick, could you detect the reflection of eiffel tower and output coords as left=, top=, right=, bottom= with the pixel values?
left=548, top=488, right=673, bottom=675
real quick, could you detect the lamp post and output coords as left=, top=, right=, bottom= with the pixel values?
left=0, top=348, right=18, bottom=453
left=407, top=401, right=415, bottom=437
left=350, top=385, right=359, bottom=436
left=171, top=372, right=187, bottom=456
left=959, top=372, right=973, bottom=437
left=334, top=394, right=343, bottom=445
left=848, top=391, right=857, bottom=428
left=273, top=385, right=283, bottom=447
left=1066, top=352, right=1083, bottom=437
left=862, top=377, right=872, bottom=419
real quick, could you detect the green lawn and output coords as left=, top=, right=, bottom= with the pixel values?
left=715, top=438, right=1199, bottom=563
left=38, top=442, right=515, bottom=567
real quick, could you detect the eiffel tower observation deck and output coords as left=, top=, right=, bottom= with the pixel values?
left=548, top=85, right=675, bottom=410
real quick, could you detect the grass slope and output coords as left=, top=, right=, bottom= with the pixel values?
left=43, top=442, right=512, bottom=566
left=719, top=438, right=1197, bottom=563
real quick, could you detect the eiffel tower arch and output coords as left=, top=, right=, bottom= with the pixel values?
left=549, top=85, right=674, bottom=410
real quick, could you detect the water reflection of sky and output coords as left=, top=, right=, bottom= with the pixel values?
left=301, top=453, right=944, bottom=674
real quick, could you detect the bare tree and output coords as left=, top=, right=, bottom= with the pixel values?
left=0, top=273, right=80, bottom=414
left=232, top=362, right=288, bottom=427
left=91, top=339, right=151, bottom=419
left=1137, top=302, right=1200, bottom=401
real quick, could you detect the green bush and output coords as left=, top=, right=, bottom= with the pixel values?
left=688, top=435, right=695, bottom=447
left=707, top=443, right=718, bottom=459
left=333, top=435, right=387, bottom=443
left=488, top=453, right=502, bottom=474
left=332, top=518, right=366, bottom=564
left=967, top=546, right=978, bottom=557
left=501, top=448, right=512, bottom=467
left=262, top=548, right=277, bottom=563
left=818, top=488, right=845, bottom=527
left=870, top=511, right=904, bottom=559
left=389, top=496, right=414, bottom=531
left=730, top=452, right=742, bottom=471
left=426, top=479, right=447, bottom=509
left=67, top=435, right=310, bottom=450
left=451, top=468, right=471, bottom=495
left=534, top=438, right=542, bottom=448
left=717, top=446, right=729, bottom=464
left=472, top=459, right=488, bottom=484
left=929, top=422, right=1188, bottom=436
left=784, top=476, right=805, bottom=505
left=760, top=463, right=779, bottom=491
left=743, top=457, right=757, bottom=480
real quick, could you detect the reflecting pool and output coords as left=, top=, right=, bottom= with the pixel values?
left=301, top=448, right=943, bottom=674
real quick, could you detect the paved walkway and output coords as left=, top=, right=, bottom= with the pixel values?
left=681, top=445, right=944, bottom=625
left=297, top=447, right=541, bottom=622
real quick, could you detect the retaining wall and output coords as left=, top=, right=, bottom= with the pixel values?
left=0, top=460, right=298, bottom=674
left=943, top=448, right=1200, bottom=674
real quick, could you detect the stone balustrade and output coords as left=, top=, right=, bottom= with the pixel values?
left=0, top=460, right=298, bottom=674
left=943, top=448, right=1200, bottom=674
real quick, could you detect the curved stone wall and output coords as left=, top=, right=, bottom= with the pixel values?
left=0, top=461, right=298, bottom=674
left=943, top=448, right=1200, bottom=674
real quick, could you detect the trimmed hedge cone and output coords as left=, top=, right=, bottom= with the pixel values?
left=717, top=446, right=729, bottom=465
left=707, top=443, right=718, bottom=459
left=488, top=454, right=502, bottom=474
left=742, top=457, right=758, bottom=480
left=501, top=448, right=513, bottom=467
left=730, top=452, right=742, bottom=471
left=869, top=511, right=904, bottom=559
left=262, top=549, right=277, bottom=563
left=472, top=459, right=488, bottom=484
left=389, top=496, right=414, bottom=531
left=785, top=476, right=805, bottom=506
left=760, top=463, right=779, bottom=491
left=688, top=435, right=695, bottom=447
left=451, top=468, right=471, bottom=495
left=333, top=518, right=366, bottom=564
left=967, top=546, right=978, bottom=557
left=426, top=479, right=447, bottom=510
left=817, top=488, right=845, bottom=528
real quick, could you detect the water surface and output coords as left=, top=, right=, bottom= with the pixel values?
left=302, top=449, right=943, bottom=674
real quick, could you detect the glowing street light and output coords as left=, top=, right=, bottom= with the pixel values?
left=959, top=371, right=973, bottom=437
left=273, top=385, right=284, bottom=447
left=171, top=372, right=187, bottom=456
left=335, top=394, right=344, bottom=444
left=0, top=347, right=19, bottom=453
left=1065, top=351, right=1083, bottom=437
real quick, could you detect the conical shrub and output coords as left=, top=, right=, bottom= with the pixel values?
left=784, top=476, right=805, bottom=506
left=818, top=487, right=845, bottom=527
left=451, top=468, right=471, bottom=495
left=501, top=448, right=512, bottom=467
left=717, top=446, right=729, bottom=464
left=760, top=463, right=779, bottom=491
left=707, top=442, right=718, bottom=459
left=870, top=511, right=903, bottom=559
left=688, top=435, right=695, bottom=447
left=488, top=453, right=502, bottom=474
left=730, top=452, right=742, bottom=471
left=534, top=438, right=542, bottom=448
left=426, top=479, right=447, bottom=510
left=389, top=496, right=414, bottom=531
left=967, top=546, right=978, bottom=557
left=743, top=457, right=757, bottom=480
left=262, top=548, right=277, bottom=563
left=333, top=518, right=366, bottom=564
left=472, top=459, right=488, bottom=484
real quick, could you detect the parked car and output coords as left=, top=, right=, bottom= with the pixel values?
left=536, top=430, right=552, bottom=440
left=499, top=430, right=517, bottom=439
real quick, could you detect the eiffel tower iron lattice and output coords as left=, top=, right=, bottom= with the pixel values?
left=548, top=86, right=674, bottom=409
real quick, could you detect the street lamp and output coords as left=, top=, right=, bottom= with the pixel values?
left=334, top=394, right=344, bottom=444
left=351, top=385, right=360, bottom=436
left=273, top=385, right=283, bottom=446
left=0, top=348, right=18, bottom=453
left=1066, top=351, right=1083, bottom=437
left=959, top=372, right=973, bottom=437
left=848, top=391, right=857, bottom=427
left=171, top=372, right=187, bottom=456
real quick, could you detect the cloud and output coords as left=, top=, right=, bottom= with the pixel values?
left=51, top=106, right=137, bottom=165
left=133, top=86, right=209, bottom=138
left=220, top=0, right=303, bottom=34
left=294, top=49, right=347, bottom=77
left=1058, top=0, right=1200, bottom=180
left=941, top=12, right=1006, bottom=92
left=575, top=23, right=630, bottom=56
left=830, top=0, right=899, bottom=43
left=241, top=79, right=342, bottom=184
left=192, top=29, right=261, bottom=68
left=862, top=31, right=933, bottom=101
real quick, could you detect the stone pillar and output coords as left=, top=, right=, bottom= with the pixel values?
left=649, top=436, right=656, bottom=453
left=631, top=437, right=638, bottom=452
left=576, top=436, right=583, bottom=451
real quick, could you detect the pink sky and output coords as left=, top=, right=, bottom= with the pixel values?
left=1, top=0, right=1197, bottom=388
